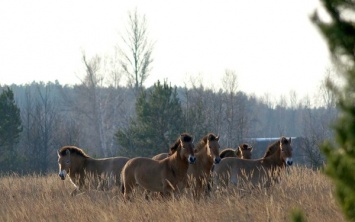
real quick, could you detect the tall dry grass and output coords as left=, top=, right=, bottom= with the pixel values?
left=0, top=166, right=344, bottom=222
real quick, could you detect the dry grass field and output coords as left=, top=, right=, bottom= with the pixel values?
left=0, top=166, right=344, bottom=222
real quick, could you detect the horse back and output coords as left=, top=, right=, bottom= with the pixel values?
left=215, top=157, right=272, bottom=186
left=94, top=157, right=130, bottom=177
left=152, top=153, right=169, bottom=161
left=220, top=148, right=237, bottom=158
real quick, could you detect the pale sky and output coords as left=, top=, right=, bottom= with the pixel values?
left=0, top=0, right=331, bottom=101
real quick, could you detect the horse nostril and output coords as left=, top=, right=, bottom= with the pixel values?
left=288, top=161, right=293, bottom=166
left=189, top=156, right=196, bottom=164
left=215, top=157, right=221, bottom=164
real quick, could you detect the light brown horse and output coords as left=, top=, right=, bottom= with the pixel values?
left=212, top=137, right=293, bottom=189
left=219, top=143, right=253, bottom=159
left=121, top=133, right=196, bottom=200
left=57, top=146, right=130, bottom=195
left=185, top=133, right=221, bottom=199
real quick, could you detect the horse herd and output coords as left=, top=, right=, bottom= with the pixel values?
left=57, top=133, right=293, bottom=200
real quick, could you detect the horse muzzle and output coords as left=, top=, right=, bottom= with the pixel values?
left=188, top=155, right=196, bottom=164
left=59, top=170, right=67, bottom=180
left=214, top=157, right=221, bottom=164
left=286, top=158, right=293, bottom=166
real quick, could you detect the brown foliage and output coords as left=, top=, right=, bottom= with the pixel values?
left=0, top=167, right=344, bottom=222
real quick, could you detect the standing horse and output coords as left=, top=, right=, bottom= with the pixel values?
left=57, top=146, right=130, bottom=195
left=185, top=133, right=221, bottom=199
left=121, top=133, right=196, bottom=200
left=213, top=137, right=293, bottom=189
left=219, top=143, right=253, bottom=159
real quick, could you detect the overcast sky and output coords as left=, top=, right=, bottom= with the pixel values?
left=0, top=0, right=331, bottom=101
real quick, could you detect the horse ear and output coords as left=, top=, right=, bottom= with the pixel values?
left=289, top=137, right=292, bottom=144
left=236, top=147, right=241, bottom=156
left=216, top=136, right=220, bottom=141
left=248, top=146, right=253, bottom=152
left=281, top=137, right=288, bottom=144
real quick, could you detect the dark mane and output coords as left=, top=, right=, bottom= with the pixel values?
left=240, top=144, right=249, bottom=150
left=58, top=146, right=90, bottom=158
left=262, top=138, right=286, bottom=158
left=220, top=148, right=237, bottom=158
left=169, top=133, right=193, bottom=155
left=195, top=133, right=217, bottom=151
left=181, top=133, right=193, bottom=142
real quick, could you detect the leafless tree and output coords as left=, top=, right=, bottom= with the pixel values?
left=117, top=8, right=154, bottom=92
left=59, top=53, right=131, bottom=157
left=20, top=83, right=62, bottom=172
left=221, top=70, right=238, bottom=147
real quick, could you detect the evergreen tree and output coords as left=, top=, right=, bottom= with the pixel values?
left=116, top=80, right=184, bottom=157
left=312, top=1, right=355, bottom=220
left=0, top=87, right=23, bottom=171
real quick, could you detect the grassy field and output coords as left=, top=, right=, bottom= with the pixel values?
left=0, top=166, right=344, bottom=222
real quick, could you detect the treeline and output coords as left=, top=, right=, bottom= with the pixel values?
left=0, top=79, right=337, bottom=174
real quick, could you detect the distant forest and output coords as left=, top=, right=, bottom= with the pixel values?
left=0, top=78, right=336, bottom=174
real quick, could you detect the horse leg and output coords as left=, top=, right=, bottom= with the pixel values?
left=68, top=177, right=80, bottom=196
left=70, top=188, right=79, bottom=196
left=122, top=178, right=136, bottom=201
left=162, top=181, right=175, bottom=200
left=192, top=178, right=203, bottom=200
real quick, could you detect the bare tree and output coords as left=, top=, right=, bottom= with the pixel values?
left=221, top=69, right=238, bottom=147
left=221, top=70, right=251, bottom=146
left=59, top=52, right=131, bottom=157
left=20, top=83, right=62, bottom=172
left=117, top=8, right=154, bottom=92
left=317, top=69, right=337, bottom=109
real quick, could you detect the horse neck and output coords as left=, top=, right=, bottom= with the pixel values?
left=168, top=150, right=189, bottom=178
left=262, top=148, right=284, bottom=168
left=84, top=157, right=99, bottom=171
left=68, top=155, right=87, bottom=176
left=195, top=145, right=213, bottom=165
left=195, top=141, right=206, bottom=153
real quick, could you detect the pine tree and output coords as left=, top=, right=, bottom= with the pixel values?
left=0, top=87, right=23, bottom=171
left=116, top=80, right=184, bottom=157
left=312, top=1, right=355, bottom=220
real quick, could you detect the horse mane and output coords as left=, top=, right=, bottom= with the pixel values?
left=58, top=146, right=90, bottom=158
left=262, top=137, right=288, bottom=158
left=195, top=133, right=218, bottom=152
left=168, top=133, right=193, bottom=155
left=220, top=148, right=237, bottom=158
left=239, top=143, right=249, bottom=150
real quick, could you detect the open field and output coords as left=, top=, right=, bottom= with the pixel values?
left=0, top=166, right=344, bottom=222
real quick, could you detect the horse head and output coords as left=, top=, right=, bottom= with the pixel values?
left=206, top=133, right=221, bottom=164
left=280, top=137, right=293, bottom=166
left=178, top=133, right=196, bottom=164
left=57, top=148, right=71, bottom=180
left=57, top=146, right=89, bottom=180
left=237, top=143, right=253, bottom=159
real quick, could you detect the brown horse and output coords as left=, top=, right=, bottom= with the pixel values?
left=213, top=137, right=293, bottom=189
left=57, top=146, right=130, bottom=195
left=185, top=133, right=221, bottom=199
left=219, top=143, right=253, bottom=159
left=121, top=133, right=196, bottom=200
